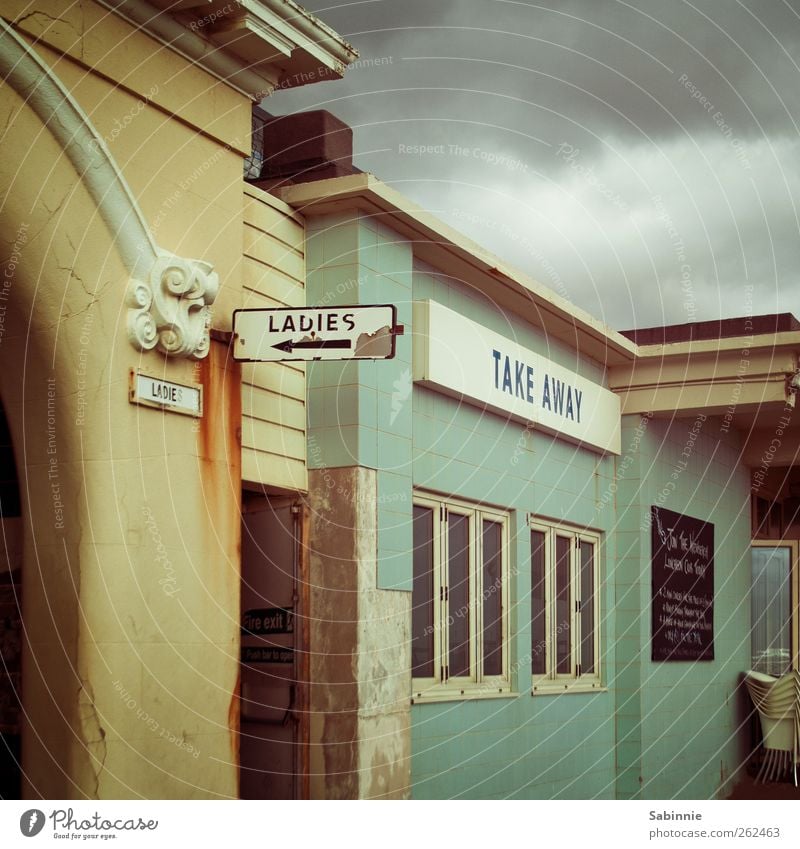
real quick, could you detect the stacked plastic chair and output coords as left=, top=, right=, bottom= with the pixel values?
left=743, top=670, right=800, bottom=786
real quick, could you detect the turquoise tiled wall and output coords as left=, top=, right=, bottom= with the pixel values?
left=305, top=209, right=753, bottom=800
left=410, top=263, right=619, bottom=799
left=305, top=212, right=414, bottom=590
left=614, top=414, right=751, bottom=799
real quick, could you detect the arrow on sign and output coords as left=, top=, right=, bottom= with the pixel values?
left=271, top=338, right=353, bottom=354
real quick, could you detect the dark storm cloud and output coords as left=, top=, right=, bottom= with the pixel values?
left=271, top=0, right=800, bottom=328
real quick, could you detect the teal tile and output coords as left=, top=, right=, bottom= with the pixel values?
left=378, top=557, right=411, bottom=591
left=321, top=221, right=359, bottom=266
left=358, top=386, right=378, bottom=430
left=378, top=241, right=412, bottom=280
left=377, top=431, right=412, bottom=470
left=326, top=385, right=359, bottom=428
left=377, top=470, right=412, bottom=506
left=320, top=264, right=362, bottom=305
left=305, top=229, right=324, bottom=267
left=378, top=516, right=411, bottom=554
left=324, top=425, right=358, bottom=467
left=307, top=386, right=325, bottom=430
left=358, top=427, right=377, bottom=469
left=357, top=221, right=380, bottom=270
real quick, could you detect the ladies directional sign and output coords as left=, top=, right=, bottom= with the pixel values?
left=233, top=305, right=398, bottom=362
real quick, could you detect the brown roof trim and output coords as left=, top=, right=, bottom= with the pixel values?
left=621, top=313, right=800, bottom=345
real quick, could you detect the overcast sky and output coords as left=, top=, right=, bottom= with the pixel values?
left=269, top=0, right=800, bottom=330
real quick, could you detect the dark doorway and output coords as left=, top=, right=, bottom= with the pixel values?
left=239, top=494, right=305, bottom=799
left=0, top=398, right=22, bottom=799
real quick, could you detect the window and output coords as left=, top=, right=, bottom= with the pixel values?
left=412, top=493, right=510, bottom=700
left=530, top=517, right=601, bottom=692
left=750, top=541, right=798, bottom=676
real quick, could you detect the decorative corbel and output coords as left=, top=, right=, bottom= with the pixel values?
left=0, top=21, right=221, bottom=361
left=127, top=253, right=219, bottom=360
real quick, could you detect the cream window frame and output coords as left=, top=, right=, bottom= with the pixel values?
left=750, top=539, right=799, bottom=673
left=530, top=516, right=603, bottom=694
left=412, top=492, right=511, bottom=702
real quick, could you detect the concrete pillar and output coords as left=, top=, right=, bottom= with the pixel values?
left=307, top=466, right=411, bottom=798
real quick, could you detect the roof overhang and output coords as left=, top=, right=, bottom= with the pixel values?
left=276, top=174, right=638, bottom=368
left=104, top=0, right=358, bottom=99
left=275, top=174, right=799, bottom=468
left=610, top=333, right=800, bottom=467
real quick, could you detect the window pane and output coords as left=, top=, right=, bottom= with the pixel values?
left=412, top=506, right=435, bottom=678
left=531, top=530, right=546, bottom=675
left=750, top=546, right=791, bottom=676
left=448, top=513, right=471, bottom=677
left=580, top=540, right=595, bottom=675
left=482, top=520, right=503, bottom=676
left=555, top=536, right=571, bottom=674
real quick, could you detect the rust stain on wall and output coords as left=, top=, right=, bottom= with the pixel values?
left=198, top=341, right=243, bottom=792
left=229, top=667, right=241, bottom=798
left=196, top=341, right=242, bottom=575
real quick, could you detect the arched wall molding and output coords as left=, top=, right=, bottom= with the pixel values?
left=0, top=18, right=218, bottom=359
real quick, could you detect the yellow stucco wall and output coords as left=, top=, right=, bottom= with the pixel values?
left=1, top=0, right=308, bottom=798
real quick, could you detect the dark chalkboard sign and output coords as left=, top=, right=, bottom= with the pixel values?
left=651, top=506, right=714, bottom=661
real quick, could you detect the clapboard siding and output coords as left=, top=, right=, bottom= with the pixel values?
left=243, top=190, right=304, bottom=243
left=242, top=260, right=305, bottom=307
left=241, top=185, right=307, bottom=491
left=242, top=385, right=306, bottom=431
left=241, top=449, right=307, bottom=493
left=241, top=418, right=306, bottom=461
left=241, top=362, right=305, bottom=399
left=243, top=227, right=305, bottom=281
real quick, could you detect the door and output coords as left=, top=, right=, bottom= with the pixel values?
left=240, top=496, right=303, bottom=799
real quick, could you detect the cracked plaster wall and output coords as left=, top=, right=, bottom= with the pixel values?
left=0, top=5, right=247, bottom=798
